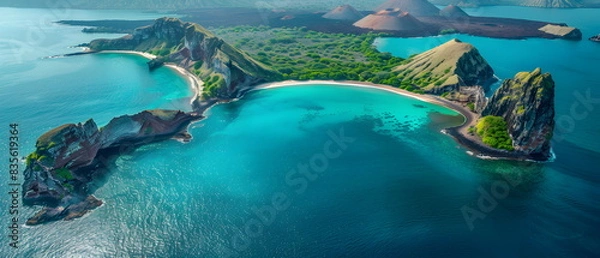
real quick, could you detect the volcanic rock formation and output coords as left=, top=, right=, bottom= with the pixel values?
left=439, top=4, right=470, bottom=17
left=322, top=4, right=364, bottom=21
left=538, top=24, right=583, bottom=40
left=23, top=110, right=202, bottom=225
left=482, top=68, right=555, bottom=159
left=375, top=0, right=441, bottom=16
left=353, top=8, right=425, bottom=31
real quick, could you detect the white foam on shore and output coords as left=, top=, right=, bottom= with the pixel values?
left=99, top=50, right=157, bottom=60
left=253, top=80, right=454, bottom=111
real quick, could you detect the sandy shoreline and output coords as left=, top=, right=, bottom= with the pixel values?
left=253, top=79, right=545, bottom=161
left=164, top=64, right=203, bottom=103
left=254, top=79, right=473, bottom=123
left=98, top=50, right=158, bottom=60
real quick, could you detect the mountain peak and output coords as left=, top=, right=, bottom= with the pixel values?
left=393, top=39, right=494, bottom=93
left=440, top=5, right=470, bottom=18
left=353, top=8, right=425, bottom=31
left=322, top=4, right=364, bottom=21
left=375, top=0, right=441, bottom=17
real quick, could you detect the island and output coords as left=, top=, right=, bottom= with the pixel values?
left=57, top=0, right=582, bottom=40
left=590, top=34, right=600, bottom=42
left=429, top=0, right=600, bottom=8
left=23, top=15, right=556, bottom=224
left=23, top=110, right=201, bottom=225
left=6, top=0, right=600, bottom=10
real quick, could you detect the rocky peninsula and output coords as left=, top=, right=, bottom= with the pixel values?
left=23, top=110, right=201, bottom=225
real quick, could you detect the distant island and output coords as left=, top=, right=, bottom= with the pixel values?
left=2, top=0, right=600, bottom=9
left=430, top=0, right=600, bottom=8
left=590, top=34, right=600, bottom=42
left=23, top=13, right=557, bottom=225
left=56, top=0, right=582, bottom=40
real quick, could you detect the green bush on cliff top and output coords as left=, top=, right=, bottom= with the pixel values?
left=476, top=116, right=514, bottom=151
left=55, top=168, right=75, bottom=181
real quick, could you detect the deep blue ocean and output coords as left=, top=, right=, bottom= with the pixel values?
left=1, top=6, right=599, bottom=258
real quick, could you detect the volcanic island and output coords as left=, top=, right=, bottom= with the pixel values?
left=25, top=0, right=559, bottom=225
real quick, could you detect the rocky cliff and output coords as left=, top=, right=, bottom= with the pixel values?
left=538, top=24, right=582, bottom=40
left=482, top=68, right=555, bottom=159
left=23, top=110, right=201, bottom=225
left=393, top=39, right=496, bottom=95
left=88, top=17, right=279, bottom=103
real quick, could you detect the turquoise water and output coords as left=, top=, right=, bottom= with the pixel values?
left=374, top=7, right=600, bottom=153
left=1, top=6, right=600, bottom=258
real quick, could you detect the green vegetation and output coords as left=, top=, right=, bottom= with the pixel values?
left=26, top=152, right=49, bottom=167
left=468, top=126, right=476, bottom=135
left=440, top=29, right=458, bottom=35
left=212, top=26, right=415, bottom=89
left=467, top=102, right=475, bottom=112
left=149, top=48, right=171, bottom=56
left=55, top=168, right=75, bottom=181
left=62, top=182, right=75, bottom=192
left=202, top=74, right=226, bottom=99
left=475, top=116, right=514, bottom=151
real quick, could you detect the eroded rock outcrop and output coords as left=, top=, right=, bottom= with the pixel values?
left=538, top=24, right=582, bottom=40
left=23, top=110, right=201, bottom=225
left=482, top=68, right=555, bottom=159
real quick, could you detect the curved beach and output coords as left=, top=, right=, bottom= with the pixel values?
left=254, top=80, right=543, bottom=161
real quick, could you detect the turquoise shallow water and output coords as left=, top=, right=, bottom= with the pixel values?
left=1, top=6, right=600, bottom=258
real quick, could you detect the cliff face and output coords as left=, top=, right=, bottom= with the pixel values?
left=483, top=68, right=555, bottom=159
left=538, top=24, right=583, bottom=40
left=23, top=110, right=201, bottom=225
left=89, top=17, right=279, bottom=101
left=393, top=39, right=495, bottom=94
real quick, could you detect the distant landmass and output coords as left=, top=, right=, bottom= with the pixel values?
left=429, top=0, right=600, bottom=8
left=322, top=4, right=365, bottom=20
left=2, top=0, right=599, bottom=10
left=375, top=0, right=441, bottom=16
left=353, top=9, right=426, bottom=31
